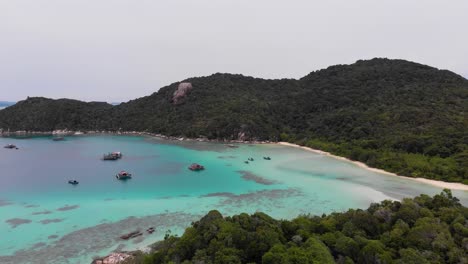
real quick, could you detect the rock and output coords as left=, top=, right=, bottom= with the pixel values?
left=237, top=131, right=248, bottom=141
left=120, top=231, right=142, bottom=240
left=292, top=235, right=303, bottom=244
left=172, top=82, right=193, bottom=104
left=92, top=252, right=132, bottom=264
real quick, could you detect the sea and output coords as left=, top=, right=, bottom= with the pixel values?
left=0, top=135, right=466, bottom=263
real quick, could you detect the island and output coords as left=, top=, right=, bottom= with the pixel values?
left=1, top=58, right=466, bottom=184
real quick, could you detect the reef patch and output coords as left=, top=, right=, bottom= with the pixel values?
left=32, top=210, right=52, bottom=215
left=200, top=192, right=236, bottom=198
left=0, top=199, right=13, bottom=207
left=0, top=212, right=199, bottom=264
left=31, top=242, right=46, bottom=249
left=237, top=170, right=278, bottom=185
left=200, top=188, right=303, bottom=208
left=217, top=155, right=238, bottom=159
left=39, top=218, right=65, bottom=225
left=5, top=218, right=32, bottom=228
left=56, top=205, right=79, bottom=211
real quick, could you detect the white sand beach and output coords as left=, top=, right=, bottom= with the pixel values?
left=278, top=142, right=468, bottom=191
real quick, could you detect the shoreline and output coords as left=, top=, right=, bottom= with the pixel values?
left=0, top=130, right=271, bottom=144
left=277, top=142, right=468, bottom=192
left=2, top=130, right=466, bottom=191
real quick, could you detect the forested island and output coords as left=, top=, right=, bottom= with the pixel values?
left=101, top=190, right=467, bottom=264
left=0, top=58, right=467, bottom=183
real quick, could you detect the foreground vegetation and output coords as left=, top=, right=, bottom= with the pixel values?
left=1, top=58, right=467, bottom=183
left=129, top=190, right=467, bottom=264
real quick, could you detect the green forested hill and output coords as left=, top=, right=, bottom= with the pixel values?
left=133, top=190, right=467, bottom=264
left=0, top=97, right=113, bottom=131
left=0, top=58, right=467, bottom=182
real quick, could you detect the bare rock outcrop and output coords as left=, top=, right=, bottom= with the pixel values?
left=172, top=82, right=193, bottom=104
left=92, top=252, right=132, bottom=264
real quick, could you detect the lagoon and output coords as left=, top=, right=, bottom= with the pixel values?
left=0, top=135, right=467, bottom=264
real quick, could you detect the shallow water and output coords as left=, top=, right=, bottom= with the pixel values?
left=0, top=135, right=466, bottom=263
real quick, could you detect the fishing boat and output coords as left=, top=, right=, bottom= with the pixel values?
left=103, top=152, right=122, bottom=160
left=68, top=180, right=79, bottom=185
left=116, top=171, right=132, bottom=180
left=103, top=153, right=118, bottom=160
left=111, top=152, right=122, bottom=158
left=4, top=144, right=16, bottom=149
left=188, top=163, right=205, bottom=171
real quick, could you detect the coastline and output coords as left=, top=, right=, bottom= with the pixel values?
left=277, top=142, right=468, bottom=192
left=0, top=130, right=271, bottom=144
left=2, top=130, right=466, bottom=191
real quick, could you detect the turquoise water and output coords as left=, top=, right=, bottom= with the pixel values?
left=0, top=135, right=466, bottom=263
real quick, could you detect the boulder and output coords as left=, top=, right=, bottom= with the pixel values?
left=92, top=252, right=132, bottom=264
left=172, top=82, right=193, bottom=104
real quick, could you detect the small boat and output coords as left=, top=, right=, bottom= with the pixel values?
left=263, top=156, right=271, bottom=160
left=52, top=137, right=65, bottom=141
left=4, top=144, right=16, bottom=149
left=227, top=144, right=239, bottom=148
left=116, top=171, right=132, bottom=180
left=103, top=152, right=122, bottom=160
left=103, top=154, right=118, bottom=160
left=68, top=180, right=79, bottom=185
left=188, top=163, right=205, bottom=171
left=248, top=157, right=254, bottom=161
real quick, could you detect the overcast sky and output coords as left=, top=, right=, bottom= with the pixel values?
left=1, top=0, right=467, bottom=102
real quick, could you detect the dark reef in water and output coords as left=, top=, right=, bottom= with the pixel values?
left=31, top=242, right=46, bottom=250
left=217, top=155, right=238, bottom=159
left=56, top=205, right=79, bottom=211
left=237, top=170, right=278, bottom=185
left=199, top=188, right=303, bottom=208
left=39, top=218, right=65, bottom=225
left=0, top=199, right=13, bottom=207
left=32, top=210, right=52, bottom=215
left=5, top=218, right=32, bottom=228
left=0, top=212, right=199, bottom=264
left=200, top=192, right=236, bottom=198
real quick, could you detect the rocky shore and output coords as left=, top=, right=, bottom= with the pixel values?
left=91, top=252, right=133, bottom=264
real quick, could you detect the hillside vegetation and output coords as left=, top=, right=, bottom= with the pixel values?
left=132, top=190, right=467, bottom=264
left=0, top=58, right=467, bottom=183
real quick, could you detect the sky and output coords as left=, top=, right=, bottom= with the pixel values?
left=0, top=0, right=467, bottom=102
